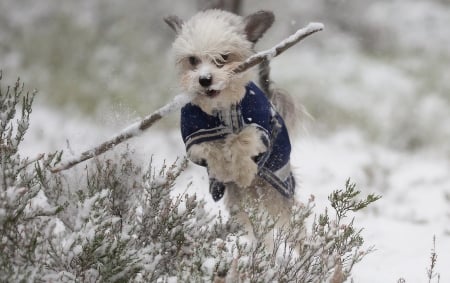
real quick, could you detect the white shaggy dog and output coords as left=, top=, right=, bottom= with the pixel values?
left=165, top=9, right=298, bottom=244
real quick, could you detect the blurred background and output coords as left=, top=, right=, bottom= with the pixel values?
left=1, top=0, right=450, bottom=151
left=1, top=0, right=449, bottom=281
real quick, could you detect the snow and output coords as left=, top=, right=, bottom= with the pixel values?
left=5, top=187, right=27, bottom=203
left=4, top=0, right=450, bottom=281
left=157, top=93, right=191, bottom=117
left=284, top=22, right=324, bottom=49
left=243, top=21, right=324, bottom=64
left=19, top=108, right=450, bottom=281
left=116, top=120, right=144, bottom=138
left=201, top=257, right=216, bottom=274
left=293, top=131, right=450, bottom=282
left=27, top=190, right=48, bottom=209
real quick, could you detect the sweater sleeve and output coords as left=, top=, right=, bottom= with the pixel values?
left=180, top=103, right=231, bottom=152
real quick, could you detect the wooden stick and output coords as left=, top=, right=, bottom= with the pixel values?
left=234, top=22, right=324, bottom=73
left=51, top=22, right=323, bottom=173
left=50, top=94, right=191, bottom=173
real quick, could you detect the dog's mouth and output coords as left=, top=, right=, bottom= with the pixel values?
left=205, top=88, right=220, bottom=98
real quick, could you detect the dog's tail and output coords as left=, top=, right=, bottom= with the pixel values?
left=258, top=60, right=309, bottom=135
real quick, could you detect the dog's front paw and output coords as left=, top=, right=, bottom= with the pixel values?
left=224, top=126, right=267, bottom=188
left=188, top=142, right=234, bottom=183
left=233, top=158, right=258, bottom=188
left=209, top=178, right=226, bottom=201
left=226, top=126, right=267, bottom=158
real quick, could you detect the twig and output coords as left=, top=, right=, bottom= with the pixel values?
left=50, top=94, right=191, bottom=173
left=234, top=22, right=324, bottom=73
left=18, top=153, right=45, bottom=172
left=427, top=235, right=440, bottom=283
left=51, top=22, right=324, bottom=173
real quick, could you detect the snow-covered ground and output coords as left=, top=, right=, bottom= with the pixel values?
left=294, top=132, right=450, bottom=282
left=5, top=0, right=450, bottom=282
left=20, top=106, right=450, bottom=282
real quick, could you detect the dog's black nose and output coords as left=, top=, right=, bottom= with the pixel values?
left=199, top=75, right=212, bottom=87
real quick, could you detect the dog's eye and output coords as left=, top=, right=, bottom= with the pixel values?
left=214, top=54, right=229, bottom=68
left=188, top=56, right=200, bottom=67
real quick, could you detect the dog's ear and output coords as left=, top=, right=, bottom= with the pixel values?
left=164, top=15, right=184, bottom=34
left=244, top=10, right=275, bottom=43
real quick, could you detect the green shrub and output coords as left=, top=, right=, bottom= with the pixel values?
left=0, top=73, right=379, bottom=282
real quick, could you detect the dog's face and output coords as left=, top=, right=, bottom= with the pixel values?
left=165, top=10, right=274, bottom=113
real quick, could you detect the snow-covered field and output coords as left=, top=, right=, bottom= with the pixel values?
left=295, top=132, right=450, bottom=282
left=21, top=107, right=450, bottom=282
left=3, top=0, right=450, bottom=282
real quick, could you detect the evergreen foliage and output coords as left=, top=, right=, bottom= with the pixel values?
left=0, top=74, right=380, bottom=282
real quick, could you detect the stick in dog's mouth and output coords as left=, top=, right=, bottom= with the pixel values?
left=51, top=22, right=324, bottom=173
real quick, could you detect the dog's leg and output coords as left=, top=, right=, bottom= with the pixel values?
left=188, top=126, right=267, bottom=188
left=224, top=180, right=297, bottom=252
left=224, top=126, right=267, bottom=188
left=188, top=141, right=234, bottom=184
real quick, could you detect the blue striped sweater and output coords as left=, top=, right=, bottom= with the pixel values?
left=180, top=81, right=295, bottom=201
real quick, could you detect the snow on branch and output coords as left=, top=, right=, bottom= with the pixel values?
left=51, top=22, right=324, bottom=173
left=233, top=22, right=324, bottom=73
left=50, top=94, right=191, bottom=173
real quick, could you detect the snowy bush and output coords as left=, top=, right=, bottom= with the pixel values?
left=0, top=74, right=380, bottom=282
left=0, top=73, right=63, bottom=281
left=219, top=180, right=380, bottom=283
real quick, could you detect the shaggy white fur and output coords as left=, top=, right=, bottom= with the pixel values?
left=166, top=9, right=298, bottom=251
left=188, top=125, right=267, bottom=188
left=172, top=10, right=256, bottom=114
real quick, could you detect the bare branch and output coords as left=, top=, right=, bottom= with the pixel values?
left=51, top=94, right=191, bottom=173
left=233, top=22, right=324, bottom=73
left=51, top=22, right=324, bottom=173
left=18, top=153, right=45, bottom=172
